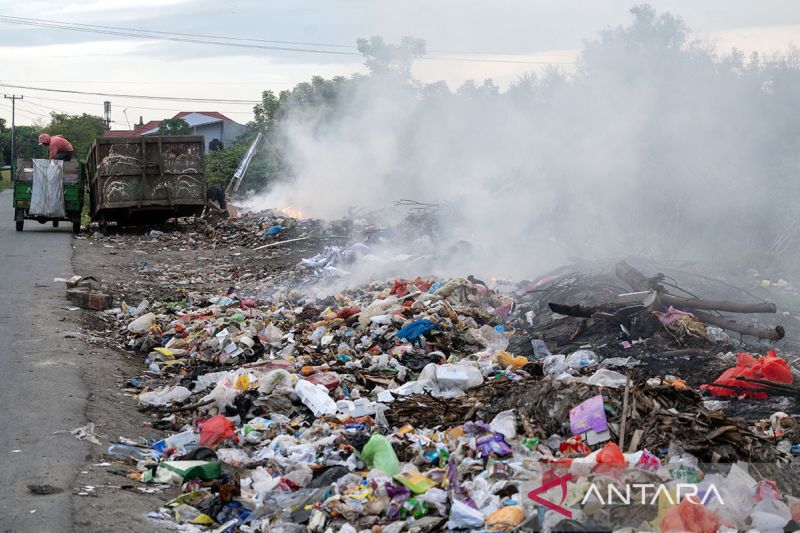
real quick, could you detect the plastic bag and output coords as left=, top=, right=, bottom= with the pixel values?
left=489, top=410, right=517, bottom=441
left=360, top=435, right=401, bottom=477
left=418, top=487, right=448, bottom=515
left=447, top=499, right=484, bottom=529
left=395, top=319, right=438, bottom=342
left=128, top=312, right=156, bottom=334
left=593, top=442, right=627, bottom=474
left=434, top=364, right=483, bottom=393
left=565, top=350, right=598, bottom=370
left=200, top=380, right=239, bottom=410
left=216, top=447, right=252, bottom=467
left=261, top=324, right=284, bottom=346
left=749, top=498, right=791, bottom=531
left=543, top=354, right=569, bottom=377
left=660, top=497, right=728, bottom=533
left=706, top=350, right=792, bottom=399
left=199, top=415, right=236, bottom=448
left=138, top=385, right=191, bottom=407
left=294, top=379, right=337, bottom=417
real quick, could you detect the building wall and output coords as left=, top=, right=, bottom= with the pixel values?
left=192, top=121, right=246, bottom=151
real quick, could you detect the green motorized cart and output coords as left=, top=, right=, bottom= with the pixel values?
left=13, top=159, right=84, bottom=234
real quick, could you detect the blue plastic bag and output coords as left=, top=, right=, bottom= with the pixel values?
left=395, top=319, right=438, bottom=342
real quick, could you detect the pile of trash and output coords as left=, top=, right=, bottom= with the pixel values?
left=92, top=264, right=800, bottom=532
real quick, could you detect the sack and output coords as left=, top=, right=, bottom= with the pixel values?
left=30, top=159, right=66, bottom=217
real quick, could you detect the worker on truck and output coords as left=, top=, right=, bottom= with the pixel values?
left=38, top=133, right=74, bottom=161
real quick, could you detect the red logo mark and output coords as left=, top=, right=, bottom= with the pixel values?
left=528, top=472, right=573, bottom=518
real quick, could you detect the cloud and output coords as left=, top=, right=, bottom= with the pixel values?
left=703, top=24, right=800, bottom=55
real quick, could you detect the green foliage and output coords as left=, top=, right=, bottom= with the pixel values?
left=0, top=117, right=6, bottom=133
left=157, top=117, right=192, bottom=135
left=0, top=125, right=44, bottom=165
left=205, top=143, right=248, bottom=187
left=45, top=113, right=108, bottom=162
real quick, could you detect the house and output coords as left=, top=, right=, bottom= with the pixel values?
left=106, top=112, right=247, bottom=151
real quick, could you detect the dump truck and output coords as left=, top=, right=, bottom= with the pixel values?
left=85, top=135, right=206, bottom=226
left=13, top=159, right=84, bottom=233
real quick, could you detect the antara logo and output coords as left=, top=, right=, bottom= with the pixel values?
left=581, top=483, right=724, bottom=506
left=528, top=473, right=724, bottom=518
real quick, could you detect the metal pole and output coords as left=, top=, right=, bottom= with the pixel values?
left=4, top=94, right=23, bottom=179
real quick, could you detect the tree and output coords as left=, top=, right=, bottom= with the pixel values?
left=209, top=139, right=224, bottom=151
left=356, top=36, right=426, bottom=80
left=252, top=90, right=282, bottom=134
left=156, top=118, right=192, bottom=135
left=45, top=113, right=108, bottom=162
left=0, top=117, right=6, bottom=134
left=205, top=143, right=248, bottom=187
left=0, top=125, right=45, bottom=165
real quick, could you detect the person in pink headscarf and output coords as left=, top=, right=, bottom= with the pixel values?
left=38, top=133, right=74, bottom=161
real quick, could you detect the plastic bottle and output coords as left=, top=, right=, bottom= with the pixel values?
left=531, top=339, right=551, bottom=359
left=107, top=443, right=160, bottom=462
left=152, top=430, right=199, bottom=455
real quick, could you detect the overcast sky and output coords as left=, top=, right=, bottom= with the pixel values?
left=1, top=0, right=799, bottom=128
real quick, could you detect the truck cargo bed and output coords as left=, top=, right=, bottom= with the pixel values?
left=86, top=135, right=206, bottom=225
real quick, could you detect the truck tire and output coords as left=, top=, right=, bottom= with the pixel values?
left=16, top=220, right=23, bottom=232
left=52, top=220, right=59, bottom=228
left=72, top=220, right=81, bottom=235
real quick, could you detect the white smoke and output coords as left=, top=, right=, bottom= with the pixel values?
left=244, top=6, right=800, bottom=282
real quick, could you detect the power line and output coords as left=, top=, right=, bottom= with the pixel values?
left=0, top=15, right=354, bottom=49
left=23, top=95, right=254, bottom=115
left=0, top=79, right=299, bottom=86
left=0, top=83, right=260, bottom=104
left=0, top=16, right=360, bottom=57
left=0, top=15, right=575, bottom=65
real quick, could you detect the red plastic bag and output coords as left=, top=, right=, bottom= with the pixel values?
left=704, top=350, right=791, bottom=399
left=199, top=415, right=237, bottom=448
left=593, top=442, right=627, bottom=474
left=595, top=442, right=626, bottom=466
left=391, top=280, right=409, bottom=297
left=754, top=349, right=792, bottom=383
left=660, top=497, right=729, bottom=533
left=335, top=307, right=361, bottom=319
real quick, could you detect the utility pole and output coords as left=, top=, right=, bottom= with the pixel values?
left=103, top=100, right=111, bottom=130
left=4, top=94, right=23, bottom=179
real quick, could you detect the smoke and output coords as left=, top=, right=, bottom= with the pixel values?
left=244, top=6, right=800, bottom=283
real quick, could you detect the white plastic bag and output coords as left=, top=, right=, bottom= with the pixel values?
left=139, top=385, right=191, bottom=407
left=128, top=312, right=156, bottom=334
left=489, top=410, right=517, bottom=441
left=447, top=499, right=484, bottom=529
left=295, top=380, right=337, bottom=417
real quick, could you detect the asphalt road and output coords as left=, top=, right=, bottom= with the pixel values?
left=0, top=189, right=87, bottom=532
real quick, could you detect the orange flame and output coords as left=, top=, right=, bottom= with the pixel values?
left=279, top=206, right=304, bottom=219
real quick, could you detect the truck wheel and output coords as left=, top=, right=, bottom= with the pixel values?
left=52, top=220, right=59, bottom=228
left=72, top=220, right=81, bottom=235
left=16, top=220, right=23, bottom=232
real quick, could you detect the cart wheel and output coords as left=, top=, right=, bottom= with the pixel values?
left=72, top=220, right=81, bottom=235
left=15, top=220, right=23, bottom=232
left=52, top=220, right=59, bottom=228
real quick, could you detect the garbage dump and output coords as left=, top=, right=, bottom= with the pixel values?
left=73, top=212, right=800, bottom=532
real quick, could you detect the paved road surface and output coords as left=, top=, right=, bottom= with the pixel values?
left=0, top=189, right=86, bottom=532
